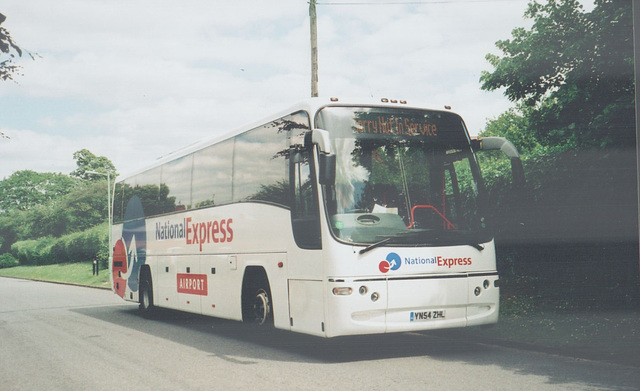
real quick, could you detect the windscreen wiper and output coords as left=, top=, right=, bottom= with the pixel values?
left=436, top=230, right=486, bottom=251
left=358, top=231, right=485, bottom=254
left=469, top=243, right=485, bottom=251
left=359, top=237, right=391, bottom=255
left=358, top=231, right=422, bottom=255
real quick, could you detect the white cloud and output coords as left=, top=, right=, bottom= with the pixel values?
left=0, top=128, right=83, bottom=178
left=0, top=0, right=598, bottom=179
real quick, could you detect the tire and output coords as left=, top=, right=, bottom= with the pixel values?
left=139, top=277, right=155, bottom=317
left=252, top=288, right=272, bottom=326
left=242, top=273, right=273, bottom=327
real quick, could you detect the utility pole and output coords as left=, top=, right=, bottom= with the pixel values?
left=634, top=0, right=640, bottom=275
left=310, top=0, right=319, bottom=97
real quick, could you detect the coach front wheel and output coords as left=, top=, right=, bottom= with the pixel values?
left=252, top=288, right=272, bottom=326
left=242, top=271, right=273, bottom=327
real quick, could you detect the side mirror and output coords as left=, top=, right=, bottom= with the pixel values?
left=318, top=153, right=336, bottom=185
left=476, top=136, right=527, bottom=243
left=306, top=129, right=336, bottom=185
left=477, top=136, right=525, bottom=189
left=310, top=128, right=332, bottom=154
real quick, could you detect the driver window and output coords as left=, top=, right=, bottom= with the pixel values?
left=291, top=146, right=321, bottom=249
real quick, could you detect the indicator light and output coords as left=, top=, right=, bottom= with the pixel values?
left=371, top=292, right=380, bottom=302
left=359, top=286, right=368, bottom=295
left=332, top=287, right=353, bottom=296
left=474, top=287, right=482, bottom=296
left=483, top=280, right=490, bottom=289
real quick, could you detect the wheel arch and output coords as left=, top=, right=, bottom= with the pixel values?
left=242, top=265, right=270, bottom=286
left=241, top=266, right=272, bottom=303
left=139, top=263, right=153, bottom=285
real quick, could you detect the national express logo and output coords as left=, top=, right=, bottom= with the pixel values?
left=112, top=196, right=146, bottom=298
left=378, top=252, right=402, bottom=273
left=378, top=252, right=473, bottom=274
left=154, top=217, right=233, bottom=252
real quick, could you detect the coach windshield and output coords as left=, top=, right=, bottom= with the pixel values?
left=315, top=106, right=491, bottom=248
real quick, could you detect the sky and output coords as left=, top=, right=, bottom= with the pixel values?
left=0, top=0, right=596, bottom=180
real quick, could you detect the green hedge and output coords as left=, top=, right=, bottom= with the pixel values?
left=11, top=238, right=56, bottom=266
left=10, top=223, right=108, bottom=267
left=0, top=253, right=19, bottom=269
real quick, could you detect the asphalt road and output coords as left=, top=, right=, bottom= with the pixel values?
left=1, top=277, right=638, bottom=391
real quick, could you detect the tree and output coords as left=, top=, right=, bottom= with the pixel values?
left=0, top=178, right=110, bottom=253
left=478, top=0, right=639, bottom=309
left=482, top=107, right=538, bottom=154
left=0, top=12, right=24, bottom=82
left=0, top=170, right=79, bottom=213
left=70, top=149, right=118, bottom=180
left=1, top=12, right=37, bottom=139
left=480, top=0, right=634, bottom=149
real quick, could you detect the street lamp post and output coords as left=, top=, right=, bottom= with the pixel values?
left=86, top=170, right=114, bottom=275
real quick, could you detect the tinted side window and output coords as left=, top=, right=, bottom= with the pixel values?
left=133, top=167, right=174, bottom=218
left=161, top=154, right=193, bottom=211
left=192, top=138, right=233, bottom=208
left=290, top=146, right=321, bottom=249
left=113, top=112, right=312, bottom=223
left=113, top=181, right=126, bottom=223
left=232, top=119, right=289, bottom=206
left=114, top=168, right=174, bottom=222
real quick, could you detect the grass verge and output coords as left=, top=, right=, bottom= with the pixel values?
left=0, top=262, right=110, bottom=289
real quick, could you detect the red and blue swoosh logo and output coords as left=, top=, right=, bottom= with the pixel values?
left=378, top=252, right=401, bottom=273
left=112, top=195, right=147, bottom=298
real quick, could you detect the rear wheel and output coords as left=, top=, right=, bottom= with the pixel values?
left=139, top=277, right=154, bottom=316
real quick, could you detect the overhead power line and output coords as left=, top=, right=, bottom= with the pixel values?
left=317, top=0, right=523, bottom=5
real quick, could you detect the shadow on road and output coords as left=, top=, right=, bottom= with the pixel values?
left=73, top=304, right=640, bottom=390
left=75, top=305, right=485, bottom=363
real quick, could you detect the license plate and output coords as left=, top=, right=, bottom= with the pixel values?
left=410, top=310, right=446, bottom=321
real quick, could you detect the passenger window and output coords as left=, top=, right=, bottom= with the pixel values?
left=193, top=138, right=233, bottom=208
left=162, top=154, right=193, bottom=211
left=232, top=119, right=288, bottom=206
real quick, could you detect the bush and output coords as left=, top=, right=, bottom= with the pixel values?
left=0, top=253, right=19, bottom=269
left=484, top=147, right=640, bottom=310
left=52, top=224, right=108, bottom=264
left=95, top=233, right=109, bottom=269
left=11, top=238, right=56, bottom=266
left=10, top=223, right=109, bottom=266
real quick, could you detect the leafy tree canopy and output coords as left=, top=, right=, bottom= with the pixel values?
left=0, top=170, right=79, bottom=213
left=70, top=149, right=118, bottom=180
left=1, top=12, right=37, bottom=140
left=0, top=12, right=24, bottom=82
left=480, top=0, right=634, bottom=149
left=0, top=179, right=109, bottom=253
